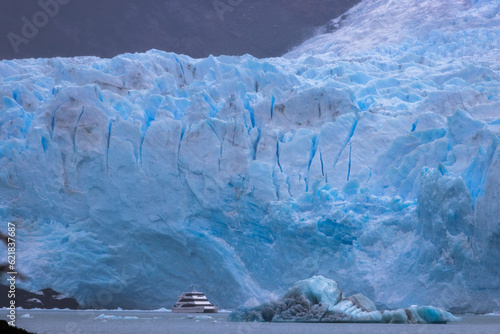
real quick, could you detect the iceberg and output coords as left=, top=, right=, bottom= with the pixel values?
left=229, top=276, right=461, bottom=324
left=0, top=0, right=499, bottom=312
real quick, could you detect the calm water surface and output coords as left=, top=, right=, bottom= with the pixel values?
left=2, top=310, right=500, bottom=334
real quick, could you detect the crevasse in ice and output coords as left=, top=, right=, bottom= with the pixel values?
left=0, top=0, right=499, bottom=311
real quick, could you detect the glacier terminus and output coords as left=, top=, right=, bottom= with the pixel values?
left=0, top=0, right=499, bottom=313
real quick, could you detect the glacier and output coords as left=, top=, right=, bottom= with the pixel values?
left=0, top=0, right=499, bottom=312
left=229, top=275, right=461, bottom=323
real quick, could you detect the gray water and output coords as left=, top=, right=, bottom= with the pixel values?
left=3, top=309, right=500, bottom=334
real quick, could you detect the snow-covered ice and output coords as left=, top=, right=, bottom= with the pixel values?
left=0, top=0, right=499, bottom=312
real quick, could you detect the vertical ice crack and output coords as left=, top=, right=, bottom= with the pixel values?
left=205, top=120, right=223, bottom=173
left=286, top=176, right=292, bottom=198
left=276, top=139, right=283, bottom=173
left=318, top=90, right=323, bottom=119
left=139, top=128, right=146, bottom=168
left=365, top=168, right=372, bottom=185
left=347, top=143, right=352, bottom=181
left=244, top=97, right=256, bottom=128
left=232, top=122, right=237, bottom=145
left=205, top=120, right=221, bottom=142
left=177, top=124, right=187, bottom=177
left=273, top=170, right=280, bottom=201
left=306, top=134, right=319, bottom=192
left=218, top=149, right=221, bottom=174
left=106, top=120, right=113, bottom=172
left=174, top=56, right=187, bottom=85
left=320, top=148, right=324, bottom=177
left=270, top=96, right=275, bottom=119
left=50, top=105, right=61, bottom=140
left=203, top=93, right=218, bottom=117
left=73, top=106, right=85, bottom=164
left=308, top=134, right=318, bottom=172
left=51, top=114, right=55, bottom=139
left=251, top=127, right=261, bottom=161
left=332, top=119, right=358, bottom=169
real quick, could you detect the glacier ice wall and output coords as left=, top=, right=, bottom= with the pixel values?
left=0, top=0, right=499, bottom=312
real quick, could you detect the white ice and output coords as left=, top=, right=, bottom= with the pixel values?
left=0, top=0, right=499, bottom=312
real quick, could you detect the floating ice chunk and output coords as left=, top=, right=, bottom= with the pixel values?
left=348, top=293, right=377, bottom=312
left=94, top=314, right=139, bottom=320
left=382, top=309, right=408, bottom=324
left=152, top=308, right=171, bottom=312
left=413, top=306, right=461, bottom=324
left=185, top=315, right=213, bottom=320
left=230, top=276, right=460, bottom=324
left=26, top=298, right=42, bottom=304
left=286, top=275, right=341, bottom=309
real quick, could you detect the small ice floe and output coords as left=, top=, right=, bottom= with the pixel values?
left=94, top=314, right=139, bottom=320
left=483, top=313, right=500, bottom=316
left=53, top=294, right=67, bottom=300
left=195, top=315, right=213, bottom=320
left=153, top=308, right=171, bottom=312
left=184, top=315, right=213, bottom=320
left=21, top=314, right=33, bottom=319
left=26, top=298, right=42, bottom=304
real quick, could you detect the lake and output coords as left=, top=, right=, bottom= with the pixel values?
left=2, top=309, right=500, bottom=334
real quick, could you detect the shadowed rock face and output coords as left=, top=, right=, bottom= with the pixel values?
left=0, top=285, right=79, bottom=309
left=0, top=320, right=35, bottom=334
left=0, top=0, right=359, bottom=60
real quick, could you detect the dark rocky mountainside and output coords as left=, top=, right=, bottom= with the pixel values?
left=0, top=284, right=79, bottom=309
left=1, top=0, right=359, bottom=60
left=0, top=320, right=35, bottom=334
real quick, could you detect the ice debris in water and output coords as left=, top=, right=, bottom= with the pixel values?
left=185, top=315, right=213, bottom=320
left=94, top=314, right=139, bottom=320
left=229, top=276, right=461, bottom=324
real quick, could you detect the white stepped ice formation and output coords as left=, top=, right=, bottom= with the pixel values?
left=0, top=0, right=499, bottom=312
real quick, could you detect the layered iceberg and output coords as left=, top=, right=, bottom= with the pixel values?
left=0, top=0, right=499, bottom=312
left=229, top=276, right=461, bottom=323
